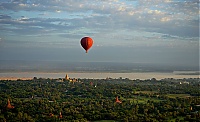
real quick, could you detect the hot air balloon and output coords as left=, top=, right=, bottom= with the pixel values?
left=80, top=37, right=93, bottom=53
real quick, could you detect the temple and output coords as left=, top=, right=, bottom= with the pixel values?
left=7, top=99, right=14, bottom=109
left=65, top=74, right=69, bottom=80
left=115, top=96, right=122, bottom=103
left=59, top=112, right=62, bottom=118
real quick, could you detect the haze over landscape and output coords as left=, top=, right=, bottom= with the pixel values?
left=0, top=0, right=199, bottom=74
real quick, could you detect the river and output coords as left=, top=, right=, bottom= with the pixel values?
left=0, top=72, right=199, bottom=80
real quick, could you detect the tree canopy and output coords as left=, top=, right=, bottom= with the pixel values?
left=0, top=77, right=199, bottom=121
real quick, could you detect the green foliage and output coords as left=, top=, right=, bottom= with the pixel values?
left=0, top=78, right=199, bottom=121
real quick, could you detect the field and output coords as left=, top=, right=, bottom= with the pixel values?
left=166, top=94, right=192, bottom=98
left=125, top=92, right=163, bottom=104
left=135, top=91, right=158, bottom=94
left=129, top=92, right=193, bottom=103
left=129, top=97, right=163, bottom=104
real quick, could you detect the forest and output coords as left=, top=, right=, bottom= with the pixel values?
left=0, top=77, right=199, bottom=122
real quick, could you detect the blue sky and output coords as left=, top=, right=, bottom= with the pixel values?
left=0, top=0, right=199, bottom=67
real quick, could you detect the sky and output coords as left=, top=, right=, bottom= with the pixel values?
left=0, top=0, right=199, bottom=68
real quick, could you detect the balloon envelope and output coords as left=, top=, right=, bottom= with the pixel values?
left=80, top=37, right=93, bottom=53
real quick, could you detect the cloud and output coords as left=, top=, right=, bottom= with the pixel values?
left=0, top=0, right=199, bottom=68
left=0, top=14, right=12, bottom=19
left=0, top=0, right=198, bottom=45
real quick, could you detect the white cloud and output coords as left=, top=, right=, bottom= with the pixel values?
left=160, top=17, right=171, bottom=22
left=0, top=0, right=198, bottom=45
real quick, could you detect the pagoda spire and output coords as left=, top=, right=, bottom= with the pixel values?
left=59, top=112, right=62, bottom=118
left=7, top=99, right=14, bottom=109
left=115, top=96, right=122, bottom=103
left=65, top=74, right=69, bottom=80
